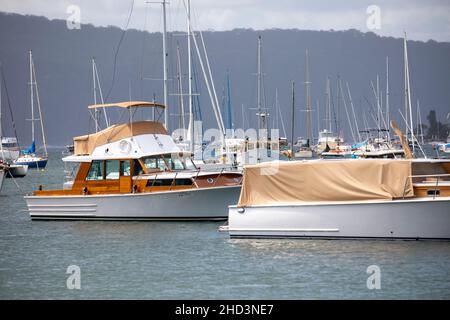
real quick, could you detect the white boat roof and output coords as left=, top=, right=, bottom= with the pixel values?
left=62, top=150, right=194, bottom=163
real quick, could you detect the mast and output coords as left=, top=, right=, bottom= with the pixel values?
left=162, top=0, right=169, bottom=130
left=275, top=88, right=287, bottom=138
left=417, top=99, right=424, bottom=145
left=403, top=33, right=409, bottom=137
left=176, top=44, right=186, bottom=134
left=257, top=35, right=263, bottom=131
left=31, top=53, right=48, bottom=157
left=376, top=74, right=380, bottom=129
left=340, top=79, right=356, bottom=143
left=226, top=70, right=233, bottom=132
left=187, top=0, right=194, bottom=153
left=346, top=82, right=361, bottom=141
left=291, top=80, right=295, bottom=158
left=316, top=99, right=320, bottom=142
left=326, top=77, right=331, bottom=132
left=29, top=50, right=35, bottom=144
left=92, top=58, right=99, bottom=132
left=404, top=32, right=415, bottom=154
left=385, top=56, right=390, bottom=128
left=304, top=49, right=312, bottom=144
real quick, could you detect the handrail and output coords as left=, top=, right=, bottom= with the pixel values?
left=212, top=168, right=225, bottom=187
left=402, top=173, right=450, bottom=199
left=192, top=168, right=201, bottom=188
left=169, top=172, right=178, bottom=191
left=149, top=173, right=158, bottom=191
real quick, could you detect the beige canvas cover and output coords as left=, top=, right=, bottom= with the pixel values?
left=73, top=121, right=167, bottom=155
left=238, top=159, right=414, bottom=206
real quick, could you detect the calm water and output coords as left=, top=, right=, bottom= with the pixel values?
left=1, top=149, right=449, bottom=299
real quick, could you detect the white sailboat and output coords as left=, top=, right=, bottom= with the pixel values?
left=0, top=66, right=28, bottom=177
left=0, top=68, right=20, bottom=162
left=15, top=51, right=48, bottom=169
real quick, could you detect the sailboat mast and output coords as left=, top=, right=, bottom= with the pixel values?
left=176, top=44, right=186, bottom=134
left=346, top=82, right=361, bottom=141
left=226, top=71, right=233, bottom=132
left=376, top=74, right=380, bottom=129
left=326, top=77, right=331, bottom=132
left=92, top=58, right=99, bottom=132
left=162, top=0, right=169, bottom=130
left=29, top=51, right=35, bottom=143
left=386, top=56, right=390, bottom=128
left=32, top=53, right=48, bottom=157
left=403, top=33, right=409, bottom=138
left=304, top=49, right=312, bottom=144
left=291, top=81, right=295, bottom=157
left=187, top=0, right=194, bottom=153
left=404, top=32, right=415, bottom=154
left=257, top=35, right=262, bottom=131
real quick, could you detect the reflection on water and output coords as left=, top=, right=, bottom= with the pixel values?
left=0, top=149, right=449, bottom=299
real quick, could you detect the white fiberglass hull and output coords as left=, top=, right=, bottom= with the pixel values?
left=228, top=197, right=450, bottom=240
left=6, top=164, right=28, bottom=178
left=26, top=185, right=241, bottom=221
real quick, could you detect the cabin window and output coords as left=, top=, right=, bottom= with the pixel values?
left=427, top=189, right=440, bottom=197
left=120, top=160, right=131, bottom=177
left=146, top=179, right=173, bottom=187
left=144, top=157, right=158, bottom=170
left=86, top=160, right=104, bottom=181
left=184, top=158, right=196, bottom=170
left=105, top=160, right=120, bottom=180
left=164, top=156, right=184, bottom=170
left=175, top=179, right=193, bottom=186
left=143, top=157, right=165, bottom=171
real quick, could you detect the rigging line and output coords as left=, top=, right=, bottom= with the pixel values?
left=0, top=64, right=20, bottom=150
left=329, top=79, right=338, bottom=135
left=105, top=0, right=135, bottom=102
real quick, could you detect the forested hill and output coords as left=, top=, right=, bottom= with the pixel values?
left=1, top=12, right=449, bottom=145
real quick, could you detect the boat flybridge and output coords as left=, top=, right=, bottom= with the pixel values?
left=228, top=158, right=450, bottom=239
left=25, top=101, right=242, bottom=220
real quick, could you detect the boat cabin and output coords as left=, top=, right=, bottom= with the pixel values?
left=33, top=101, right=242, bottom=196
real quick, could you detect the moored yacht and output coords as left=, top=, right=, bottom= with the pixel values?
left=228, top=158, right=450, bottom=239
left=0, top=137, right=20, bottom=162
left=25, top=101, right=242, bottom=220
left=15, top=51, right=48, bottom=169
left=314, top=129, right=342, bottom=154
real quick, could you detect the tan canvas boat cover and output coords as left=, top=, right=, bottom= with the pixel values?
left=73, top=121, right=167, bottom=155
left=238, top=159, right=414, bottom=206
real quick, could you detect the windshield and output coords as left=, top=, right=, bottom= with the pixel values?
left=142, top=154, right=197, bottom=171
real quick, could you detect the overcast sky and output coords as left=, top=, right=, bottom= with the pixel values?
left=1, top=0, right=449, bottom=42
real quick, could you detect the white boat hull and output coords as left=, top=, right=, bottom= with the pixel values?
left=6, top=164, right=28, bottom=178
left=228, top=197, right=450, bottom=239
left=26, top=185, right=241, bottom=221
